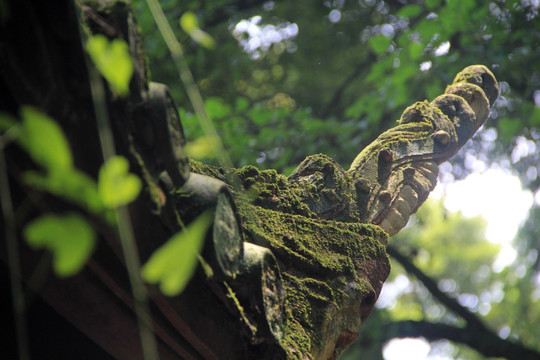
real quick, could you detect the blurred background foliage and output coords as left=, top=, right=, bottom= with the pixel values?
left=132, top=0, right=539, bottom=358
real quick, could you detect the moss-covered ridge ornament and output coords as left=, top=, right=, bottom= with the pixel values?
left=346, top=65, right=498, bottom=236
left=188, top=66, right=498, bottom=359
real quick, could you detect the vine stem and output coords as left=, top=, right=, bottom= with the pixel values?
left=0, top=135, right=30, bottom=360
left=86, top=53, right=159, bottom=360
left=144, top=0, right=234, bottom=171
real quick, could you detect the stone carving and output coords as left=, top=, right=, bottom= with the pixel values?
left=184, top=64, right=498, bottom=359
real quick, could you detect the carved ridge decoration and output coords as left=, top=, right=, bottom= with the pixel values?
left=187, top=64, right=499, bottom=360
left=291, top=65, right=498, bottom=237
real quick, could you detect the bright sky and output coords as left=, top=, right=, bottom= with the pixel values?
left=441, top=168, right=534, bottom=270
left=382, top=166, right=534, bottom=360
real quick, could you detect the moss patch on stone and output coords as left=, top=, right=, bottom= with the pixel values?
left=237, top=203, right=388, bottom=359
left=289, top=154, right=360, bottom=222
left=190, top=158, right=390, bottom=359
left=190, top=159, right=316, bottom=218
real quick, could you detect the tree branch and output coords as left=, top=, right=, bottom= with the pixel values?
left=319, top=61, right=371, bottom=119
left=382, top=320, right=540, bottom=360
left=386, top=245, right=487, bottom=330
left=386, top=246, right=540, bottom=360
left=320, top=9, right=434, bottom=119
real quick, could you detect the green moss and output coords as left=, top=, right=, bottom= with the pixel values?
left=349, top=118, right=433, bottom=173
left=189, top=159, right=226, bottom=181
left=189, top=159, right=314, bottom=218
left=451, top=65, right=499, bottom=106
left=453, top=67, right=477, bottom=84
left=183, top=66, right=496, bottom=358
left=280, top=311, right=313, bottom=359
left=223, top=280, right=258, bottom=337
left=236, top=201, right=387, bottom=358
left=191, top=157, right=389, bottom=359
left=289, top=154, right=360, bottom=222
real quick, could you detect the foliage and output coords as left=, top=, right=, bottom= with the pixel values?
left=366, top=201, right=498, bottom=357
left=489, top=206, right=540, bottom=352
left=134, top=0, right=539, bottom=178
left=2, top=106, right=143, bottom=277
left=1, top=108, right=98, bottom=277
left=340, top=198, right=540, bottom=359
left=396, top=200, right=497, bottom=286
left=98, top=156, right=142, bottom=208
left=130, top=0, right=539, bottom=358
left=3, top=0, right=538, bottom=358
left=23, top=213, right=96, bottom=277
left=141, top=211, right=213, bottom=296
left=4, top=94, right=205, bottom=299
left=2, top=24, right=211, bottom=308
left=180, top=11, right=216, bottom=49
left=16, top=107, right=73, bottom=172
left=86, top=34, right=134, bottom=97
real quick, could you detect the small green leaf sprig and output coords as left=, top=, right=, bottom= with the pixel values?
left=86, top=34, right=134, bottom=97
left=1, top=107, right=142, bottom=276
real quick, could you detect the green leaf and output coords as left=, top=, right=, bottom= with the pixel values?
left=426, top=0, right=441, bottom=10
left=24, top=169, right=106, bottom=217
left=184, top=136, right=217, bottom=160
left=235, top=97, right=249, bottom=112
left=498, top=118, right=521, bottom=143
left=18, top=107, right=73, bottom=172
left=141, top=211, right=213, bottom=296
left=425, top=79, right=443, bottom=100
left=86, top=34, right=133, bottom=97
left=249, top=106, right=275, bottom=125
left=396, top=31, right=411, bottom=48
left=531, top=106, right=540, bottom=127
left=24, top=213, right=96, bottom=277
left=392, top=63, right=417, bottom=85
left=365, top=56, right=393, bottom=83
left=98, top=156, right=142, bottom=208
left=345, top=99, right=366, bottom=118
left=368, top=34, right=392, bottom=55
left=0, top=111, right=16, bottom=132
left=180, top=12, right=216, bottom=49
left=189, top=30, right=216, bottom=49
left=205, top=97, right=231, bottom=119
left=179, top=11, right=199, bottom=33
left=415, top=18, right=441, bottom=43
left=408, top=41, right=425, bottom=59
left=397, top=4, right=423, bottom=18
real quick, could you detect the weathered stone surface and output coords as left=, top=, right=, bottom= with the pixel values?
left=190, top=65, right=500, bottom=357
left=190, top=65, right=498, bottom=358
left=452, top=64, right=499, bottom=105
